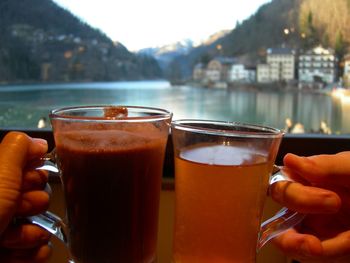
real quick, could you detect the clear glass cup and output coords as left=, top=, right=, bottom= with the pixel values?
left=171, top=119, right=302, bottom=263
left=32, top=105, right=172, bottom=263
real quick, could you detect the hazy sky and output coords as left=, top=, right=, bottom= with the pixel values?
left=53, top=0, right=271, bottom=51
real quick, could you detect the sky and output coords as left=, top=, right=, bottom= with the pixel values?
left=52, top=0, right=271, bottom=51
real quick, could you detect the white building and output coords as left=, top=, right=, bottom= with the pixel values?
left=229, top=64, right=256, bottom=83
left=266, top=48, right=295, bottom=81
left=257, top=48, right=295, bottom=83
left=298, top=46, right=337, bottom=84
left=192, top=63, right=205, bottom=81
left=205, top=57, right=236, bottom=82
left=344, top=55, right=350, bottom=76
left=342, top=54, right=350, bottom=87
left=257, top=64, right=271, bottom=83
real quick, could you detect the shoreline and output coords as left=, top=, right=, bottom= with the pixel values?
left=185, top=80, right=332, bottom=94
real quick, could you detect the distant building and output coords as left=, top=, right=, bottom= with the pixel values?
left=298, top=46, right=337, bottom=84
left=246, top=66, right=257, bottom=83
left=257, top=63, right=271, bottom=83
left=343, top=54, right=350, bottom=87
left=193, top=63, right=205, bottom=81
left=205, top=57, right=236, bottom=82
left=267, top=48, right=295, bottom=81
left=41, top=63, right=52, bottom=81
left=257, top=48, right=295, bottom=83
left=229, top=64, right=256, bottom=83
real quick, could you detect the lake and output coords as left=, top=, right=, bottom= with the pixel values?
left=0, top=80, right=349, bottom=134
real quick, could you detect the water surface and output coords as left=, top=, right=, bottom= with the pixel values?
left=0, top=80, right=348, bottom=134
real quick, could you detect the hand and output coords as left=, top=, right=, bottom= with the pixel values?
left=270, top=152, right=350, bottom=263
left=0, top=132, right=51, bottom=262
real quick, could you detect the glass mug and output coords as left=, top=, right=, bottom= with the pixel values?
left=171, top=120, right=304, bottom=263
left=29, top=105, right=172, bottom=263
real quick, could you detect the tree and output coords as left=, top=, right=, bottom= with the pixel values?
left=300, top=11, right=319, bottom=49
left=335, top=30, right=347, bottom=78
left=199, top=53, right=211, bottom=65
left=335, top=31, right=346, bottom=58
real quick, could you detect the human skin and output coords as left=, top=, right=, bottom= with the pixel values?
left=270, top=152, right=350, bottom=263
left=0, top=132, right=51, bottom=262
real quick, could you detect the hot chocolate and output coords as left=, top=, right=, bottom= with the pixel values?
left=55, top=129, right=166, bottom=263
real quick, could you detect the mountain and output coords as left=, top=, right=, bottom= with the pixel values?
left=138, top=31, right=231, bottom=75
left=2, top=0, right=348, bottom=83
left=0, top=0, right=162, bottom=83
left=167, top=0, right=301, bottom=80
left=200, top=30, right=232, bottom=46
left=138, top=39, right=195, bottom=72
left=168, top=0, right=350, bottom=81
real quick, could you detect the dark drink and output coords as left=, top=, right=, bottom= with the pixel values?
left=55, top=129, right=167, bottom=263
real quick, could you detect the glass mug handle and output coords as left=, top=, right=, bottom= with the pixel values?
left=24, top=150, right=69, bottom=246
left=26, top=151, right=76, bottom=262
left=257, top=165, right=305, bottom=250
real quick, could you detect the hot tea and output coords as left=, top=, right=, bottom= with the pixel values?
left=173, top=143, right=271, bottom=263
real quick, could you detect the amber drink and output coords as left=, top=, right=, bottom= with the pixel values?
left=171, top=120, right=283, bottom=263
left=174, top=144, right=270, bottom=263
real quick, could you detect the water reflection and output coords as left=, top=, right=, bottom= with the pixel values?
left=332, top=89, right=350, bottom=133
left=0, top=81, right=349, bottom=134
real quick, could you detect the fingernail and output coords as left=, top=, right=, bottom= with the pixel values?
left=33, top=138, right=48, bottom=152
left=33, top=138, right=48, bottom=147
left=323, top=196, right=341, bottom=212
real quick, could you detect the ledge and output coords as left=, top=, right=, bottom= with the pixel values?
left=1, top=129, right=350, bottom=180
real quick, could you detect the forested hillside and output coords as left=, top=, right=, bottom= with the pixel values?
left=2, top=0, right=349, bottom=83
left=299, top=0, right=349, bottom=56
left=168, top=0, right=350, bottom=81
left=0, top=0, right=162, bottom=83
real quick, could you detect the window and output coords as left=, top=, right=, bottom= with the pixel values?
left=1, top=4, right=349, bottom=263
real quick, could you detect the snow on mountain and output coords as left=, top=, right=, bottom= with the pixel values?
left=137, top=39, right=194, bottom=70
left=138, top=39, right=193, bottom=58
left=137, top=31, right=230, bottom=70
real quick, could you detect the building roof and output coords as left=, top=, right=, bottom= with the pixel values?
left=194, top=63, right=205, bottom=69
left=300, top=46, right=335, bottom=56
left=267, top=47, right=295, bottom=55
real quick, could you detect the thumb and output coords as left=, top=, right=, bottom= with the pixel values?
left=0, top=132, right=43, bottom=234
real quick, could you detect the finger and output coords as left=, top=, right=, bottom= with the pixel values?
left=321, top=230, right=350, bottom=258
left=22, top=170, right=48, bottom=191
left=270, top=181, right=341, bottom=214
left=33, top=244, right=52, bottom=263
left=16, top=191, right=50, bottom=216
left=272, top=228, right=323, bottom=259
left=27, top=138, right=48, bottom=162
left=0, top=224, right=51, bottom=249
left=284, top=152, right=350, bottom=187
left=0, top=132, right=33, bottom=233
left=0, top=133, right=48, bottom=232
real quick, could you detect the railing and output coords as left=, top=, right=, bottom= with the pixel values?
left=1, top=129, right=350, bottom=179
